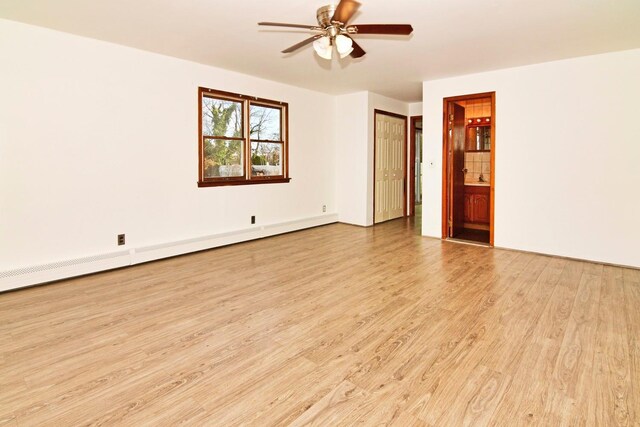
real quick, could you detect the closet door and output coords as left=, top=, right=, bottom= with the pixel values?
left=375, top=112, right=406, bottom=224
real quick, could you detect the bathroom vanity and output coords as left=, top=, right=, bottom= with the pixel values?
left=464, top=184, right=490, bottom=225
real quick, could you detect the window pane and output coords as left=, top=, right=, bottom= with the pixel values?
left=202, top=97, right=243, bottom=138
left=204, top=139, right=244, bottom=178
left=250, top=105, right=281, bottom=141
left=251, top=142, right=282, bottom=176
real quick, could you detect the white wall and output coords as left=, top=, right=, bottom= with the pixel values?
left=335, top=92, right=410, bottom=226
left=335, top=92, right=369, bottom=226
left=409, top=102, right=423, bottom=117
left=422, top=48, right=640, bottom=268
left=0, top=19, right=338, bottom=287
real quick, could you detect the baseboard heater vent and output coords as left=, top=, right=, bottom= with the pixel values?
left=0, top=250, right=129, bottom=279
left=0, top=250, right=131, bottom=292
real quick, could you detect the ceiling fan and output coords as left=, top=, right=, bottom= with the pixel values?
left=258, top=0, right=413, bottom=60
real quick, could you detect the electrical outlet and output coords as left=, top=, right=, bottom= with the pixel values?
left=322, top=205, right=326, bottom=212
left=117, top=234, right=125, bottom=246
left=251, top=215, right=256, bottom=224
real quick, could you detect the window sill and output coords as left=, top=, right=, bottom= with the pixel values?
left=198, top=177, right=291, bottom=188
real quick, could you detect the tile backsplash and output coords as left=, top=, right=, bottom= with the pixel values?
left=464, top=152, right=491, bottom=184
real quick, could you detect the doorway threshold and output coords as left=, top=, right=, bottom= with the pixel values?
left=445, top=238, right=491, bottom=248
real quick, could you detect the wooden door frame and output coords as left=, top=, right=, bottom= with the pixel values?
left=409, top=116, right=422, bottom=217
left=373, top=109, right=408, bottom=224
left=441, top=92, right=496, bottom=245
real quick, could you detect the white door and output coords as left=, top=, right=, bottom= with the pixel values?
left=375, top=113, right=406, bottom=224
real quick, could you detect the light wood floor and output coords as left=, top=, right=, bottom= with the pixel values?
left=1, top=219, right=639, bottom=426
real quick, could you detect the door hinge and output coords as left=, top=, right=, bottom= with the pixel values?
left=449, top=114, right=454, bottom=121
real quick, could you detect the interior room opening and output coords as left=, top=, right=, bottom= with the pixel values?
left=442, top=93, right=495, bottom=245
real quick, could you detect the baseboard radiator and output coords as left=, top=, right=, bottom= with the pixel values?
left=0, top=214, right=339, bottom=293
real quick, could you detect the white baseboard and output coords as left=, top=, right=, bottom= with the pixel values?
left=0, top=213, right=338, bottom=293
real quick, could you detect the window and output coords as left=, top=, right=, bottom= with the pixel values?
left=198, top=87, right=289, bottom=187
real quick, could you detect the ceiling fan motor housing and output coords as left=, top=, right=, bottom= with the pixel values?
left=316, top=5, right=337, bottom=27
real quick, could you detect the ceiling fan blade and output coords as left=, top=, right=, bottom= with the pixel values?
left=259, top=22, right=318, bottom=30
left=332, top=0, right=361, bottom=24
left=348, top=37, right=366, bottom=58
left=348, top=24, right=413, bottom=35
left=282, top=35, right=323, bottom=53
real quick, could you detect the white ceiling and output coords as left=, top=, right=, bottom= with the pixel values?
left=1, top=0, right=639, bottom=101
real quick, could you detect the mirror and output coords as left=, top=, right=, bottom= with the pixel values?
left=466, top=125, right=491, bottom=151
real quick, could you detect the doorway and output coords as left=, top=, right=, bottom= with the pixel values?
left=409, top=116, right=423, bottom=218
left=442, top=92, right=495, bottom=245
left=374, top=110, right=407, bottom=224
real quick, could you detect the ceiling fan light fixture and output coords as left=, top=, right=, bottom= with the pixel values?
left=313, top=36, right=333, bottom=60
left=335, top=34, right=354, bottom=57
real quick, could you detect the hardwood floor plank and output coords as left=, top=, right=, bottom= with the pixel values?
left=344, top=306, right=452, bottom=392
left=195, top=356, right=319, bottom=425
left=124, top=397, right=208, bottom=426
left=407, top=253, right=548, bottom=423
left=587, top=266, right=632, bottom=425
left=436, top=364, right=511, bottom=426
left=295, top=296, right=416, bottom=365
left=623, top=267, right=640, bottom=425
left=289, top=380, right=367, bottom=426
left=250, top=352, right=363, bottom=425
left=552, top=263, right=602, bottom=401
left=487, top=260, right=584, bottom=424
left=479, top=257, right=563, bottom=376
left=532, top=260, right=584, bottom=344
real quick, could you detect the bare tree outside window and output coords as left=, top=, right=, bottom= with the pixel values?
left=250, top=105, right=283, bottom=176
left=202, top=98, right=244, bottom=178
